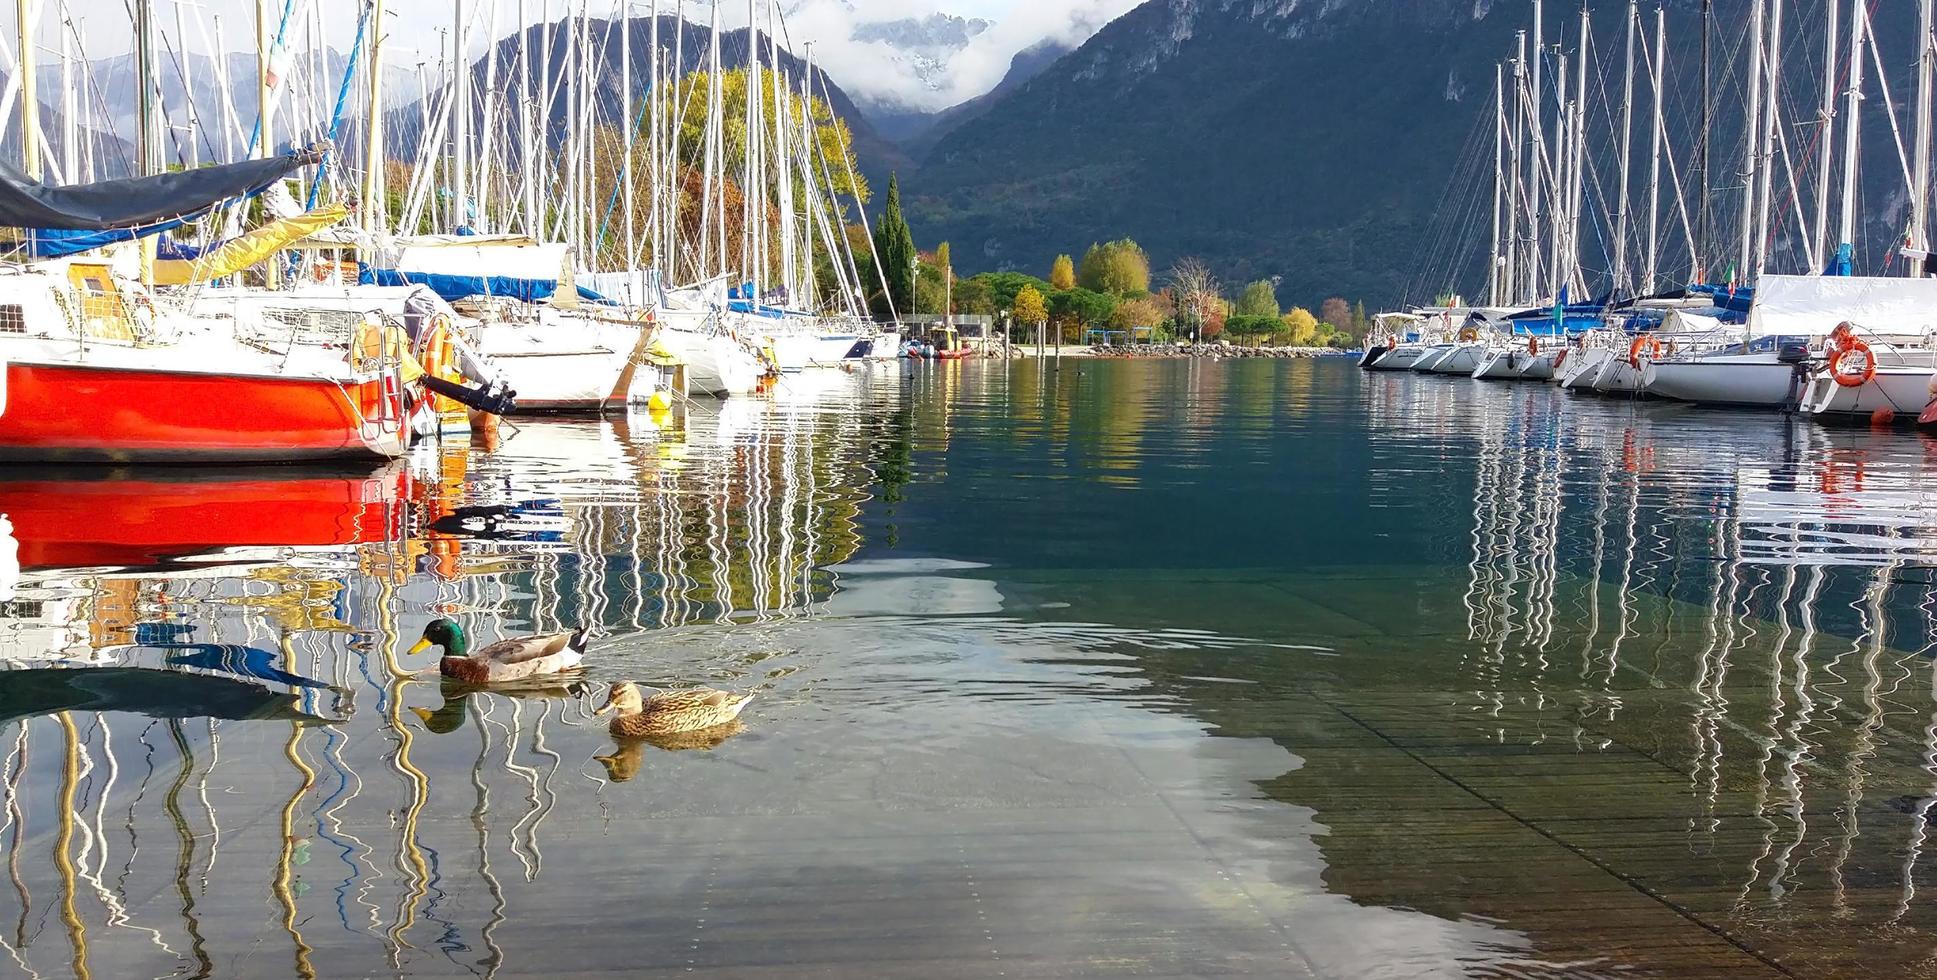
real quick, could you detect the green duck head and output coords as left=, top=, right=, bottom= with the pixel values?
left=409, top=618, right=468, bottom=659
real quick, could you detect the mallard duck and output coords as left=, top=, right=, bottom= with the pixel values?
left=594, top=681, right=753, bottom=738
left=408, top=618, right=588, bottom=684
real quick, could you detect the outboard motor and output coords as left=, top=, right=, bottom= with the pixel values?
left=1779, top=342, right=1812, bottom=412
left=422, top=376, right=519, bottom=416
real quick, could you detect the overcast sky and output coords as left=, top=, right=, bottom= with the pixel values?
left=52, top=0, right=1137, bottom=110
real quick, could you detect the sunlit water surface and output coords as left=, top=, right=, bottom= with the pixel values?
left=2, top=359, right=1936, bottom=978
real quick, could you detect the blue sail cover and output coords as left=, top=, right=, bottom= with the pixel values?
left=17, top=216, right=196, bottom=259
left=1824, top=243, right=1854, bottom=277
left=360, top=265, right=612, bottom=305
left=726, top=281, right=787, bottom=319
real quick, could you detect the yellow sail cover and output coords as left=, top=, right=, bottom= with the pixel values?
left=151, top=205, right=350, bottom=285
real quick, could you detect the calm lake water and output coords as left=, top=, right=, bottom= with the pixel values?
left=2, top=357, right=1936, bottom=978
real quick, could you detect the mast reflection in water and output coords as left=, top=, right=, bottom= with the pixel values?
left=3, top=362, right=1937, bottom=976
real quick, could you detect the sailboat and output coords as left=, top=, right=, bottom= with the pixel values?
left=0, top=148, right=418, bottom=462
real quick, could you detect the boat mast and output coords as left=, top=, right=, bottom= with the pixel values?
left=1547, top=44, right=1567, bottom=299
left=768, top=0, right=796, bottom=304
left=744, top=0, right=762, bottom=299
left=1737, top=0, right=1765, bottom=278
left=1836, top=0, right=1866, bottom=259
left=1913, top=0, right=1935, bottom=264
left=621, top=0, right=636, bottom=276
left=1696, top=0, right=1711, bottom=278
left=1529, top=0, right=1546, bottom=299
left=1569, top=5, right=1587, bottom=295
left=363, top=0, right=387, bottom=237
left=59, top=0, right=75, bottom=178
left=19, top=0, right=38, bottom=179
left=1491, top=61, right=1505, bottom=308
left=1752, top=0, right=1784, bottom=279
left=1510, top=32, right=1526, bottom=303
left=1614, top=0, right=1635, bottom=297
left=515, top=0, right=533, bottom=235
left=1644, top=6, right=1664, bottom=293
left=256, top=0, right=272, bottom=162
left=136, top=0, right=160, bottom=174
left=648, top=0, right=662, bottom=278
left=478, top=0, right=500, bottom=231
left=1813, top=0, right=1840, bottom=266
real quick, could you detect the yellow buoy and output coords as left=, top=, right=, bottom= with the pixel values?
left=647, top=390, right=674, bottom=413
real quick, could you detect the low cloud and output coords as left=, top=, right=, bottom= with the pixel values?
left=781, top=0, right=1143, bottom=111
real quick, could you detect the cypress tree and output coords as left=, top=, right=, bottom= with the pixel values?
left=873, top=173, right=917, bottom=320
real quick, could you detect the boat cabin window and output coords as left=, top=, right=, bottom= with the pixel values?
left=0, top=303, right=24, bottom=333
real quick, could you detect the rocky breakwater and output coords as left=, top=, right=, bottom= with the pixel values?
left=1087, top=344, right=1335, bottom=359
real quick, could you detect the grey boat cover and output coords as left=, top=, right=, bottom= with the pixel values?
left=0, top=146, right=323, bottom=231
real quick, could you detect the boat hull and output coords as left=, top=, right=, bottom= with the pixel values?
left=1423, top=343, right=1486, bottom=375
left=1517, top=350, right=1558, bottom=380
left=1804, top=368, right=1936, bottom=419
left=1557, top=348, right=1609, bottom=390
left=1592, top=357, right=1644, bottom=394
left=0, top=360, right=404, bottom=463
left=1641, top=355, right=1804, bottom=407
left=1367, top=346, right=1426, bottom=371
left=479, top=317, right=649, bottom=412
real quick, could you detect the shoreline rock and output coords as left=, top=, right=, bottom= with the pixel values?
left=1083, top=343, right=1338, bottom=359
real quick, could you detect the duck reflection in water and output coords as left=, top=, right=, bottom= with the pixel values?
left=595, top=721, right=748, bottom=781
left=410, top=676, right=595, bottom=734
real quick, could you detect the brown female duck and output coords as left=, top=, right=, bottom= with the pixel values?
left=594, top=681, right=753, bottom=738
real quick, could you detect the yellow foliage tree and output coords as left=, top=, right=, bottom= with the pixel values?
left=1013, top=284, right=1048, bottom=326
left=1049, top=254, right=1076, bottom=290
left=1282, top=307, right=1319, bottom=346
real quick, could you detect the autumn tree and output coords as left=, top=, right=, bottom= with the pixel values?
left=1077, top=239, right=1151, bottom=296
left=1111, top=295, right=1166, bottom=332
left=1167, top=257, right=1221, bottom=342
left=1013, top=284, right=1048, bottom=328
left=1049, top=254, right=1076, bottom=290
left=1236, top=279, right=1280, bottom=318
left=1319, top=296, right=1352, bottom=333
left=1282, top=307, right=1319, bottom=346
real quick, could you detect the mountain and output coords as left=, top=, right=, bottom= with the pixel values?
left=898, top=39, right=1072, bottom=162
left=387, top=16, right=907, bottom=194
left=906, top=0, right=1920, bottom=312
left=849, top=12, right=993, bottom=115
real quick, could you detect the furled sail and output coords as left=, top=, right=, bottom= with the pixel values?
left=151, top=205, right=349, bottom=285
left=0, top=146, right=323, bottom=231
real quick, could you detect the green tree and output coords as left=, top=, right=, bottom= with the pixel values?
left=1049, top=287, right=1118, bottom=341
left=968, top=271, right=1051, bottom=312
left=872, top=173, right=917, bottom=320
left=1225, top=315, right=1278, bottom=345
left=1049, top=254, right=1076, bottom=290
left=1076, top=239, right=1151, bottom=296
left=1236, top=280, right=1280, bottom=318
left=1013, top=284, right=1048, bottom=327
left=953, top=276, right=994, bottom=315
left=1282, top=307, right=1319, bottom=346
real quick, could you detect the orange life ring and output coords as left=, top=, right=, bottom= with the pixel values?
left=1527, top=337, right=1540, bottom=355
left=1457, top=326, right=1480, bottom=342
left=1826, top=321, right=1856, bottom=354
left=1554, top=349, right=1568, bottom=369
left=1829, top=340, right=1877, bottom=388
left=1628, top=335, right=1663, bottom=368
